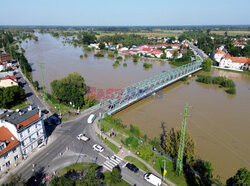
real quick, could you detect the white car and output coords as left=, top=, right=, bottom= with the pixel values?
left=87, top=114, right=96, bottom=124
left=77, top=133, right=90, bottom=142
left=93, top=144, right=104, bottom=152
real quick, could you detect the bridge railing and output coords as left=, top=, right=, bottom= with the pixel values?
left=101, top=61, right=202, bottom=114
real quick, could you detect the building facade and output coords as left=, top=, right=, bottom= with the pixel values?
left=0, top=105, right=46, bottom=157
left=0, top=126, right=22, bottom=176
left=0, top=75, right=18, bottom=88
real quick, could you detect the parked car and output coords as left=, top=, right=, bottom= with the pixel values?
left=93, top=144, right=104, bottom=152
left=125, top=163, right=139, bottom=173
left=50, top=116, right=61, bottom=125
left=144, top=173, right=161, bottom=186
left=77, top=133, right=90, bottom=142
left=87, top=114, right=96, bottom=124
left=41, top=109, right=49, bottom=114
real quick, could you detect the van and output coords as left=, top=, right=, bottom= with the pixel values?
left=87, top=114, right=96, bottom=124
left=144, top=173, right=161, bottom=186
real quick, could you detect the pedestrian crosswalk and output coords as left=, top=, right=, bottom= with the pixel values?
left=103, top=155, right=123, bottom=171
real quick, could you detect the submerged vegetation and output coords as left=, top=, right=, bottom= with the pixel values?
left=143, top=62, right=153, bottom=69
left=196, top=74, right=236, bottom=94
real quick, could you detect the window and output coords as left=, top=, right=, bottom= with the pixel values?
left=29, top=136, right=32, bottom=142
left=31, top=144, right=33, bottom=150
left=0, top=144, right=5, bottom=151
left=23, top=149, right=26, bottom=155
left=35, top=124, right=38, bottom=129
left=37, top=132, right=39, bottom=137
left=4, top=153, right=8, bottom=159
left=27, top=128, right=30, bottom=133
left=6, top=161, right=11, bottom=167
left=14, top=155, right=19, bottom=161
left=20, top=133, right=23, bottom=138
left=12, top=147, right=16, bottom=153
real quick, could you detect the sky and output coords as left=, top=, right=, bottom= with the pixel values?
left=0, top=0, right=250, bottom=26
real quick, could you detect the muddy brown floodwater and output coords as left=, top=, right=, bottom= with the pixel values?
left=23, top=33, right=250, bottom=180
left=115, top=69, right=250, bottom=179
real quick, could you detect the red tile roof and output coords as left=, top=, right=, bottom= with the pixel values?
left=216, top=50, right=225, bottom=55
left=230, top=57, right=250, bottom=64
left=16, top=113, right=40, bottom=131
left=0, top=126, right=20, bottom=156
left=234, top=41, right=247, bottom=45
left=0, top=75, right=17, bottom=82
left=141, top=48, right=152, bottom=52
left=152, top=49, right=163, bottom=54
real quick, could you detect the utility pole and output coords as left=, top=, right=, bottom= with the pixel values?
left=162, top=160, right=166, bottom=180
left=176, top=104, right=190, bottom=176
left=40, top=63, right=47, bottom=100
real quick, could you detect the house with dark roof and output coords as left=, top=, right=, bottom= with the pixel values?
left=0, top=126, right=22, bottom=175
left=0, top=105, right=46, bottom=157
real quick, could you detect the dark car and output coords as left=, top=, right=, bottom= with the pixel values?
left=41, top=109, right=49, bottom=114
left=125, top=163, right=139, bottom=173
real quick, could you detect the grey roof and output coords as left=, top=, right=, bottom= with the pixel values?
left=0, top=105, right=40, bottom=125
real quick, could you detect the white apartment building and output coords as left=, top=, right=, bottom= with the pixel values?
left=0, top=126, right=22, bottom=176
left=0, top=105, right=46, bottom=157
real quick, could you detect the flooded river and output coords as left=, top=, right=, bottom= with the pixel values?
left=23, top=33, right=250, bottom=179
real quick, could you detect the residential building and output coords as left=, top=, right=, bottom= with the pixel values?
left=0, top=126, right=22, bottom=175
left=0, top=105, right=46, bottom=157
left=213, top=50, right=226, bottom=63
left=234, top=41, right=247, bottom=49
left=0, top=75, right=18, bottom=88
left=0, top=54, right=11, bottom=66
left=219, top=54, right=250, bottom=71
left=151, top=49, right=163, bottom=58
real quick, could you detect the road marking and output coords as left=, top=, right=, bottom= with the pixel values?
left=122, top=162, right=127, bottom=168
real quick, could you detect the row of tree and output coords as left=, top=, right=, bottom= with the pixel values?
left=0, top=86, right=25, bottom=108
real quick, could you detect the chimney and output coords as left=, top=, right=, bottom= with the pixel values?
left=28, top=105, right=32, bottom=111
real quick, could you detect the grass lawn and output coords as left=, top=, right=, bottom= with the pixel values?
left=169, top=60, right=192, bottom=67
left=124, top=156, right=149, bottom=172
left=103, top=138, right=120, bottom=154
left=99, top=120, right=130, bottom=136
left=10, top=101, right=28, bottom=110
left=57, top=162, right=99, bottom=176
left=104, top=171, right=130, bottom=186
left=152, top=155, right=188, bottom=186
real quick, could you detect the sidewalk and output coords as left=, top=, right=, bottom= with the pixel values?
left=93, top=120, right=176, bottom=186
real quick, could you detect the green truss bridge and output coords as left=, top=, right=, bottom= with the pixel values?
left=100, top=60, right=202, bottom=115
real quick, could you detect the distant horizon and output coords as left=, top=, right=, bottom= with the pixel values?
left=0, top=24, right=250, bottom=27
left=1, top=0, right=249, bottom=26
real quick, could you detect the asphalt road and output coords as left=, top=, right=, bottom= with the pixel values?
left=8, top=108, right=153, bottom=186
left=16, top=70, right=44, bottom=109
left=187, top=41, right=208, bottom=60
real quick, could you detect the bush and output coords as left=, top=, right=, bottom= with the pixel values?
left=80, top=54, right=83, bottom=59
left=133, top=58, right=138, bottom=63
left=84, top=53, right=88, bottom=58
left=143, top=63, right=153, bottom=69
left=226, top=88, right=236, bottom=94
left=129, top=124, right=141, bottom=138
left=94, top=52, right=104, bottom=57
left=112, top=60, right=120, bottom=67
left=0, top=86, right=25, bottom=109
left=108, top=53, right=115, bottom=58
left=116, top=56, right=123, bottom=60
left=123, top=63, right=127, bottom=67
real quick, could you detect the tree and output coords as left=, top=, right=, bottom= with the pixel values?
left=99, top=42, right=105, bottom=50
left=164, top=128, right=195, bottom=165
left=49, top=176, right=74, bottom=186
left=202, top=58, right=213, bottom=72
left=194, top=160, right=213, bottom=179
left=0, top=86, right=25, bottom=109
left=173, top=50, right=178, bottom=59
left=160, top=53, right=167, bottom=59
left=226, top=168, right=250, bottom=186
left=81, top=32, right=96, bottom=45
left=50, top=72, right=87, bottom=108
left=7, top=174, right=25, bottom=186
left=110, top=167, right=122, bottom=184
